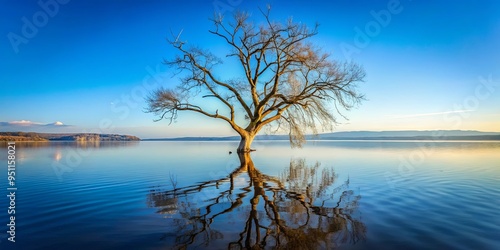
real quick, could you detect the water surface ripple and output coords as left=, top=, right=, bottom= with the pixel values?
left=0, top=141, right=498, bottom=249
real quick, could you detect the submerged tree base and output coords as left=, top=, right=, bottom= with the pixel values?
left=236, top=148, right=256, bottom=153
left=237, top=136, right=256, bottom=153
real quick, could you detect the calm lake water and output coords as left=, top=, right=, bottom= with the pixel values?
left=0, top=140, right=499, bottom=249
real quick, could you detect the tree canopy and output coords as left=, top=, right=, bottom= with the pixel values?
left=147, top=8, right=365, bottom=152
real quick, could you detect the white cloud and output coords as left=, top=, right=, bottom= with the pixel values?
left=8, top=120, right=43, bottom=126
left=0, top=120, right=72, bottom=131
left=386, top=110, right=473, bottom=119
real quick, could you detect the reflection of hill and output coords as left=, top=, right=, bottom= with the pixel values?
left=148, top=154, right=365, bottom=249
left=0, top=141, right=140, bottom=148
left=0, top=132, right=140, bottom=141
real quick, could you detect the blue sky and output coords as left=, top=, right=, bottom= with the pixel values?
left=1, top=0, right=499, bottom=138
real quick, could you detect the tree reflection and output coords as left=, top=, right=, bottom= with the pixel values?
left=148, top=154, right=365, bottom=249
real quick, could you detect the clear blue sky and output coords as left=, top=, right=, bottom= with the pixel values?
left=1, top=0, right=499, bottom=138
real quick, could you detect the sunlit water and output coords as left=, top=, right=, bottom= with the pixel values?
left=0, top=141, right=499, bottom=249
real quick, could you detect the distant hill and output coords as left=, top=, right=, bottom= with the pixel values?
left=144, top=130, right=500, bottom=141
left=0, top=132, right=48, bottom=141
left=0, top=132, right=140, bottom=142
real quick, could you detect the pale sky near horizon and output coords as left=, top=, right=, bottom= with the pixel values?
left=1, top=0, right=499, bottom=138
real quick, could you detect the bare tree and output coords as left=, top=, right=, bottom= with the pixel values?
left=146, top=8, right=365, bottom=152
